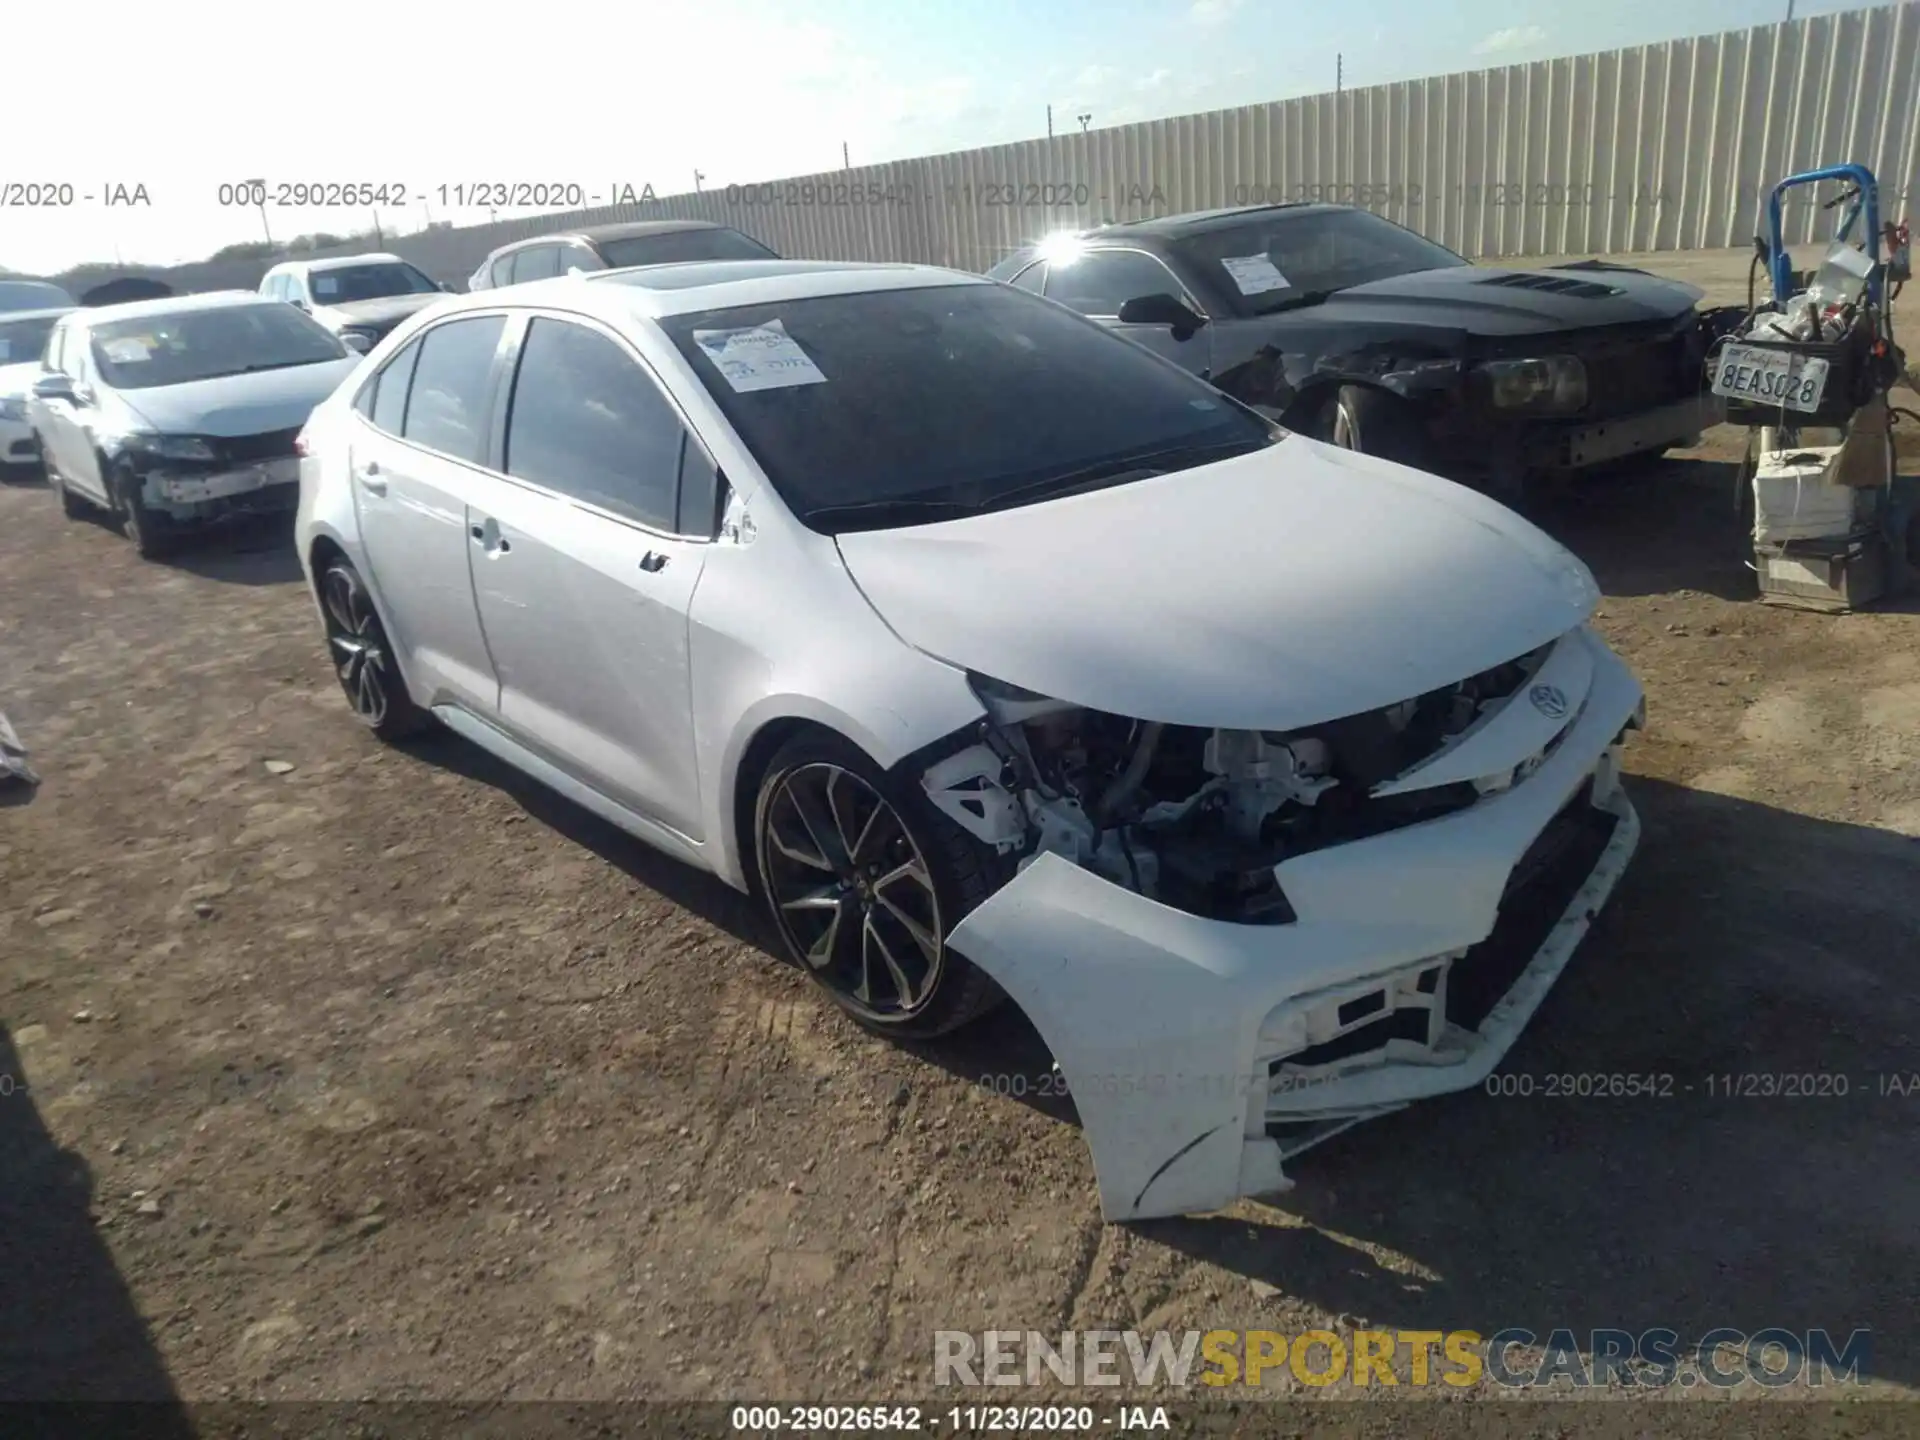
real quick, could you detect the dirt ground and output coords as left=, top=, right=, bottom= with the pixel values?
left=3, top=248, right=1920, bottom=1412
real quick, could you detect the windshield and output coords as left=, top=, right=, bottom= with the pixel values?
left=1175, top=208, right=1470, bottom=315
left=597, top=229, right=778, bottom=269
left=308, top=262, right=440, bottom=304
left=89, top=303, right=348, bottom=390
left=662, top=282, right=1276, bottom=531
left=0, top=280, right=77, bottom=314
left=0, top=315, right=60, bottom=366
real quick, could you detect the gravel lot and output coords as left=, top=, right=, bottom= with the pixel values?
left=3, top=248, right=1919, bottom=1408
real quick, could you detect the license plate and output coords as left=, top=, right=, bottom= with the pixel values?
left=1711, top=343, right=1830, bottom=412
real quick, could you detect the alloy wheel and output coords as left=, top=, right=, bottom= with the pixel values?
left=322, top=565, right=393, bottom=727
left=760, top=762, right=945, bottom=1020
left=1330, top=397, right=1361, bottom=450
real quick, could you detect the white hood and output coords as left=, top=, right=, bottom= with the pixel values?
left=113, top=357, right=361, bottom=438
left=834, top=437, right=1600, bottom=731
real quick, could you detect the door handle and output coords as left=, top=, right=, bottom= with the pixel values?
left=638, top=550, right=669, bottom=573
left=358, top=461, right=387, bottom=494
left=470, top=521, right=510, bottom=554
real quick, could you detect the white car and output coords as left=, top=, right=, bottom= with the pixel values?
left=261, top=253, right=454, bottom=354
left=0, top=306, right=72, bottom=476
left=31, top=292, right=362, bottom=556
left=295, top=259, right=1645, bottom=1222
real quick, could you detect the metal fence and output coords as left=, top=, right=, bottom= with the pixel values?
left=49, top=2, right=1920, bottom=296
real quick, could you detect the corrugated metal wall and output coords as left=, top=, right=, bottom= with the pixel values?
left=54, top=3, right=1920, bottom=295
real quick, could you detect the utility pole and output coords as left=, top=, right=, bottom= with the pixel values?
left=246, top=177, right=272, bottom=250
left=1336, top=54, right=1345, bottom=176
left=372, top=208, right=384, bottom=246
left=1786, top=0, right=1796, bottom=19
left=1047, top=104, right=1054, bottom=139
left=1078, top=112, right=1092, bottom=133
left=694, top=169, right=705, bottom=193
left=843, top=141, right=850, bottom=170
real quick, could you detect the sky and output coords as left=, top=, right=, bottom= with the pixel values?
left=1, top=0, right=1869, bottom=274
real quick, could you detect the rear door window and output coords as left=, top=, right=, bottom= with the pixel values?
left=366, top=333, right=424, bottom=430
left=400, top=317, right=505, bottom=462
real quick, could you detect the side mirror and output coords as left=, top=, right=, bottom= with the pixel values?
left=32, top=373, right=76, bottom=403
left=1117, top=292, right=1207, bottom=337
left=440, top=281, right=456, bottom=292
left=340, top=333, right=373, bottom=355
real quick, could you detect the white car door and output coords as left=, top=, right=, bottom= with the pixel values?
left=350, top=314, right=506, bottom=714
left=461, top=312, right=713, bottom=839
left=37, top=324, right=110, bottom=501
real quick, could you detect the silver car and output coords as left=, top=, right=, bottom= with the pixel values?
left=296, top=259, right=1644, bottom=1223
left=30, top=292, right=361, bottom=556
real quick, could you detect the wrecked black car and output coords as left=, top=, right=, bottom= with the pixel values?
left=987, top=204, right=1741, bottom=497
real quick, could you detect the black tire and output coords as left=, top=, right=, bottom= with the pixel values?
left=752, top=730, right=1011, bottom=1039
left=1322, top=384, right=1434, bottom=471
left=110, top=460, right=175, bottom=559
left=317, top=557, right=431, bottom=741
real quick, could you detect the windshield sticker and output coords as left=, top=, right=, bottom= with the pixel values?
left=102, top=337, right=155, bottom=364
left=691, top=319, right=827, bottom=393
left=313, top=276, right=339, bottom=297
left=1220, top=254, right=1290, bottom=295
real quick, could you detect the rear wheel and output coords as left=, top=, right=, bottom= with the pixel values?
left=752, top=731, right=1009, bottom=1038
left=318, top=557, right=430, bottom=741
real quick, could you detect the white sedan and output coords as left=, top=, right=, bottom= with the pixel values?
left=295, top=258, right=1645, bottom=1222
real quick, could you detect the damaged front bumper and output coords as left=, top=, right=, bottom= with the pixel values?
left=947, top=627, right=1644, bottom=1222
left=1519, top=393, right=1724, bottom=470
left=139, top=456, right=301, bottom=520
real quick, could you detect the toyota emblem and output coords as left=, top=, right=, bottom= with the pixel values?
left=1529, top=684, right=1569, bottom=720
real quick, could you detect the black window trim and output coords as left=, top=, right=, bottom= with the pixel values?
left=483, top=306, right=725, bottom=544
left=350, top=309, right=515, bottom=473
left=1047, top=244, right=1207, bottom=321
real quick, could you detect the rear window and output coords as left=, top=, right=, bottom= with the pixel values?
left=596, top=229, right=777, bottom=269
left=660, top=282, right=1272, bottom=531
left=310, top=262, right=440, bottom=303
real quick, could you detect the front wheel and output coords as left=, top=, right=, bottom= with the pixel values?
left=111, top=461, right=175, bottom=559
left=1322, top=384, right=1434, bottom=472
left=752, top=731, right=1009, bottom=1038
left=318, top=557, right=430, bottom=740
left=48, top=461, right=89, bottom=520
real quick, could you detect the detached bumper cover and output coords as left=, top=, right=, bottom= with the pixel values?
left=948, top=628, right=1645, bottom=1222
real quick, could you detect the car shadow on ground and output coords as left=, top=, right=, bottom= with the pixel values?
left=65, top=504, right=304, bottom=587
left=1524, top=454, right=1760, bottom=603
left=0, top=1024, right=196, bottom=1422
left=163, top=514, right=305, bottom=587
left=1129, top=777, right=1920, bottom=1389
left=395, top=727, right=772, bottom=952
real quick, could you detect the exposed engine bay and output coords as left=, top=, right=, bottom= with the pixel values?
left=924, top=644, right=1553, bottom=923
